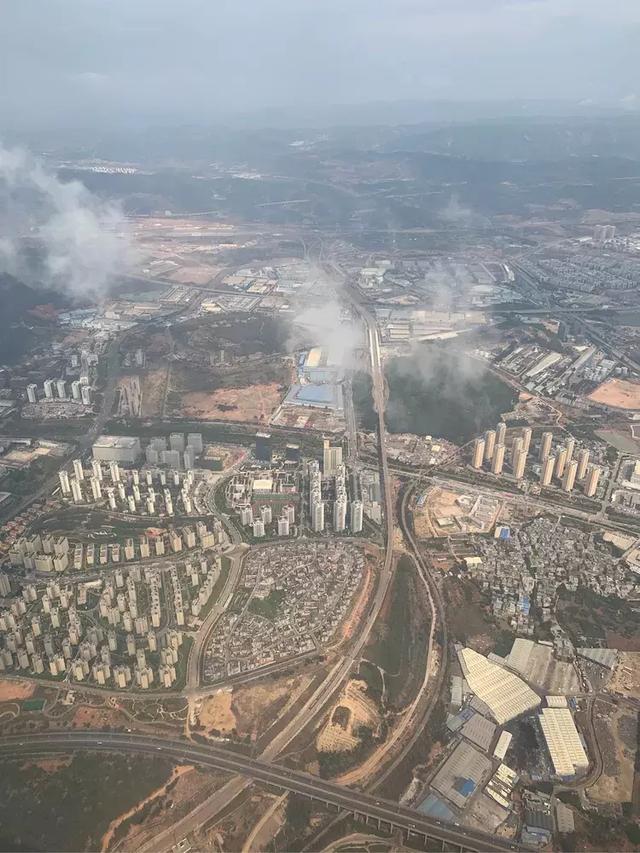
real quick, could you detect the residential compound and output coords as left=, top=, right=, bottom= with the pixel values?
left=203, top=540, right=365, bottom=681
left=0, top=547, right=225, bottom=688
left=467, top=517, right=638, bottom=635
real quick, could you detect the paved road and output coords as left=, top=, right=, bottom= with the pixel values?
left=186, top=544, right=247, bottom=689
left=0, top=732, right=526, bottom=852
left=143, top=272, right=401, bottom=849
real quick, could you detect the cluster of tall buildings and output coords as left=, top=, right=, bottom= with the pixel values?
left=0, top=564, right=189, bottom=689
left=537, top=431, right=601, bottom=496
left=9, top=519, right=223, bottom=573
left=472, top=421, right=528, bottom=477
left=239, top=502, right=296, bottom=538
left=58, top=458, right=198, bottom=516
left=472, top=424, right=601, bottom=497
left=26, top=378, right=91, bottom=406
left=593, top=224, right=616, bottom=244
left=308, top=458, right=363, bottom=534
left=145, top=432, right=203, bottom=470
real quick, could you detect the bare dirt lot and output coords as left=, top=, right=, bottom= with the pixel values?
left=140, top=368, right=169, bottom=417
left=0, top=680, right=35, bottom=702
left=589, top=698, right=637, bottom=804
left=198, top=689, right=237, bottom=735
left=178, top=383, right=283, bottom=422
left=589, top=378, right=640, bottom=410
left=232, top=673, right=315, bottom=742
left=168, top=266, right=219, bottom=285
left=608, top=652, right=640, bottom=699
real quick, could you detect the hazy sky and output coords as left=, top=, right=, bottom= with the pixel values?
left=1, top=0, right=638, bottom=128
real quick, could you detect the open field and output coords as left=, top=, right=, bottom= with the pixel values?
left=414, top=485, right=501, bottom=538
left=0, top=753, right=173, bottom=852
left=364, top=555, right=429, bottom=710
left=558, top=588, right=640, bottom=650
left=609, top=653, right=640, bottom=700
left=232, top=672, right=316, bottom=742
left=443, top=575, right=511, bottom=655
left=589, top=378, right=640, bottom=410
left=198, top=689, right=237, bottom=736
left=176, top=382, right=284, bottom=422
left=140, top=368, right=169, bottom=417
left=316, top=680, right=382, bottom=754
left=0, top=679, right=35, bottom=702
left=589, top=699, right=638, bottom=804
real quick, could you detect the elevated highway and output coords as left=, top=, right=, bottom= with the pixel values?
left=0, top=732, right=526, bottom=852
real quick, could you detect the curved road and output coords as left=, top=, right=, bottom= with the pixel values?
left=0, top=731, right=526, bottom=853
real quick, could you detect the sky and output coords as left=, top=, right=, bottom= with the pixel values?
left=1, top=0, right=638, bottom=129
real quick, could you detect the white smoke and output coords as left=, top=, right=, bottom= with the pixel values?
left=286, top=261, right=362, bottom=369
left=0, top=144, right=133, bottom=300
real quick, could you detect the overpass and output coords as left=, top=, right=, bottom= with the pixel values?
left=0, top=732, right=527, bottom=852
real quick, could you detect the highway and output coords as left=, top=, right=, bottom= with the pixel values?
left=0, top=732, right=525, bottom=852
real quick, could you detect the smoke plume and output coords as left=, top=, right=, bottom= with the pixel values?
left=0, top=144, right=132, bottom=300
left=288, top=264, right=362, bottom=369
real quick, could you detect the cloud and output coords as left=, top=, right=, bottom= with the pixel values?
left=0, top=0, right=639, bottom=128
left=0, top=144, right=133, bottom=300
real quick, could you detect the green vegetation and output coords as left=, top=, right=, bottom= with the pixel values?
left=173, top=635, right=193, bottom=690
left=352, top=370, right=376, bottom=431
left=317, top=727, right=376, bottom=779
left=1, top=456, right=61, bottom=496
left=557, top=586, right=640, bottom=647
left=365, top=555, right=430, bottom=709
left=358, top=660, right=384, bottom=698
left=0, top=752, right=173, bottom=852
left=384, top=345, right=516, bottom=443
left=248, top=589, right=286, bottom=619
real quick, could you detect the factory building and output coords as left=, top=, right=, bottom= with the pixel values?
left=539, top=707, right=589, bottom=778
left=92, top=435, right=141, bottom=464
left=458, top=647, right=540, bottom=725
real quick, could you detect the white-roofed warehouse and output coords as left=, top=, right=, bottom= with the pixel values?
left=539, top=708, right=589, bottom=778
left=457, top=647, right=541, bottom=725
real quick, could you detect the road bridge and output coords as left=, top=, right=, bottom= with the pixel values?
left=0, top=732, right=527, bottom=853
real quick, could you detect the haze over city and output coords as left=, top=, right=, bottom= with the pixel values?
left=0, top=2, right=639, bottom=851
